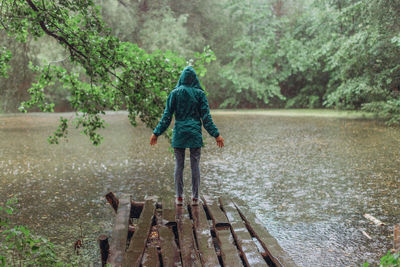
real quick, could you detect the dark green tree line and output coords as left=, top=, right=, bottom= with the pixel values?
left=1, top=0, right=399, bottom=129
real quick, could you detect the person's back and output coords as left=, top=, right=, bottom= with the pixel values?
left=150, top=66, right=224, bottom=205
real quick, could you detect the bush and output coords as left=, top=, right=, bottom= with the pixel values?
left=362, top=98, right=400, bottom=126
left=363, top=251, right=400, bottom=267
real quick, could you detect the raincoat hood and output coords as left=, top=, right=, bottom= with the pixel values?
left=176, top=66, right=203, bottom=90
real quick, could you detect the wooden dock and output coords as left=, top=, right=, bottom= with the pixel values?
left=99, top=192, right=296, bottom=267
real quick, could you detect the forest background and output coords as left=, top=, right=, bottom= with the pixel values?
left=1, top=0, right=400, bottom=124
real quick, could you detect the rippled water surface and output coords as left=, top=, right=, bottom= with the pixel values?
left=0, top=112, right=399, bottom=266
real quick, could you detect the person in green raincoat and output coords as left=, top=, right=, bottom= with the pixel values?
left=150, top=66, right=224, bottom=206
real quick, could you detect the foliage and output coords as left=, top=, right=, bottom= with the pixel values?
left=0, top=198, right=64, bottom=266
left=0, top=47, right=12, bottom=77
left=0, top=199, right=94, bottom=266
left=219, top=0, right=285, bottom=108
left=0, top=0, right=214, bottom=145
left=363, top=250, right=400, bottom=267
left=1, top=0, right=400, bottom=131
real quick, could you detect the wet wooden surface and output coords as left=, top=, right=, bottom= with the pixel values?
left=162, top=196, right=176, bottom=226
left=395, top=224, right=400, bottom=252
left=103, top=193, right=296, bottom=267
left=234, top=201, right=297, bottom=267
left=202, top=195, right=229, bottom=227
left=141, top=246, right=160, bottom=267
left=220, top=198, right=268, bottom=267
left=159, top=225, right=181, bottom=266
left=215, top=227, right=243, bottom=267
left=108, top=194, right=131, bottom=267
left=191, top=203, right=221, bottom=267
left=177, top=205, right=201, bottom=267
left=124, top=199, right=156, bottom=267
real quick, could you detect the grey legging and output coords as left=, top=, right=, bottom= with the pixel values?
left=174, top=147, right=201, bottom=199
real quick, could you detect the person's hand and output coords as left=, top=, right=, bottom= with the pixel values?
left=150, top=133, right=158, bottom=146
left=216, top=135, right=224, bottom=148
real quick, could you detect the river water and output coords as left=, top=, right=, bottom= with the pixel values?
left=0, top=112, right=399, bottom=266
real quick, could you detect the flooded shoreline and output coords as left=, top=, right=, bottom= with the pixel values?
left=0, top=112, right=399, bottom=266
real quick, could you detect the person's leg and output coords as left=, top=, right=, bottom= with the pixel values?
left=190, top=147, right=201, bottom=199
left=174, top=148, right=185, bottom=198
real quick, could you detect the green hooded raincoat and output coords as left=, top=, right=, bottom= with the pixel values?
left=153, top=66, right=219, bottom=148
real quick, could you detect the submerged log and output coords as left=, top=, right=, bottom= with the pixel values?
left=363, top=214, right=385, bottom=226
left=361, top=230, right=372, bottom=240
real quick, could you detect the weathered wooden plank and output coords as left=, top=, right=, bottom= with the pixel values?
left=191, top=204, right=220, bottom=267
left=141, top=246, right=160, bottom=267
left=176, top=205, right=201, bottom=267
left=220, top=198, right=268, bottom=267
left=108, top=194, right=131, bottom=267
left=394, top=224, right=400, bottom=252
left=159, top=225, right=181, bottom=267
left=123, top=199, right=156, bottom=267
left=98, top=235, right=110, bottom=267
left=162, top=196, right=176, bottom=225
left=202, top=196, right=241, bottom=267
left=215, top=227, right=243, bottom=267
left=233, top=201, right=297, bottom=267
left=202, top=195, right=229, bottom=227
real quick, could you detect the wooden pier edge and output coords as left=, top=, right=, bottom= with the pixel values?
left=232, top=199, right=297, bottom=267
left=394, top=224, right=400, bottom=253
left=102, top=192, right=297, bottom=267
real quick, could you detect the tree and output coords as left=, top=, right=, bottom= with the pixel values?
left=219, top=0, right=285, bottom=108
left=0, top=0, right=214, bottom=144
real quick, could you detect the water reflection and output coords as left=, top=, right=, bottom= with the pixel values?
left=0, top=112, right=399, bottom=266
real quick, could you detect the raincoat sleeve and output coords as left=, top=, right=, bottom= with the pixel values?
left=153, top=92, right=175, bottom=136
left=199, top=91, right=220, bottom=138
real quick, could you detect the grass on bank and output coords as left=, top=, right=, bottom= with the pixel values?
left=211, top=108, right=376, bottom=119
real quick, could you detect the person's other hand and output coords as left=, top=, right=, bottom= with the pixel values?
left=216, top=135, right=224, bottom=148
left=150, top=133, right=158, bottom=146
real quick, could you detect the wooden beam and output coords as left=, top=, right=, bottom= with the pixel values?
left=215, top=227, right=243, bottom=267
left=191, top=204, right=220, bottom=267
left=123, top=199, right=156, bottom=267
left=159, top=225, right=181, bottom=266
left=162, top=196, right=176, bottom=226
left=141, top=246, right=160, bottom=267
left=106, top=192, right=119, bottom=213
left=233, top=200, right=297, bottom=267
left=176, top=205, right=201, bottom=267
left=98, top=235, right=110, bottom=267
left=108, top=194, right=131, bottom=266
left=220, top=198, right=268, bottom=267
left=394, top=224, right=400, bottom=253
left=202, top=196, right=241, bottom=267
left=202, top=195, right=229, bottom=227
